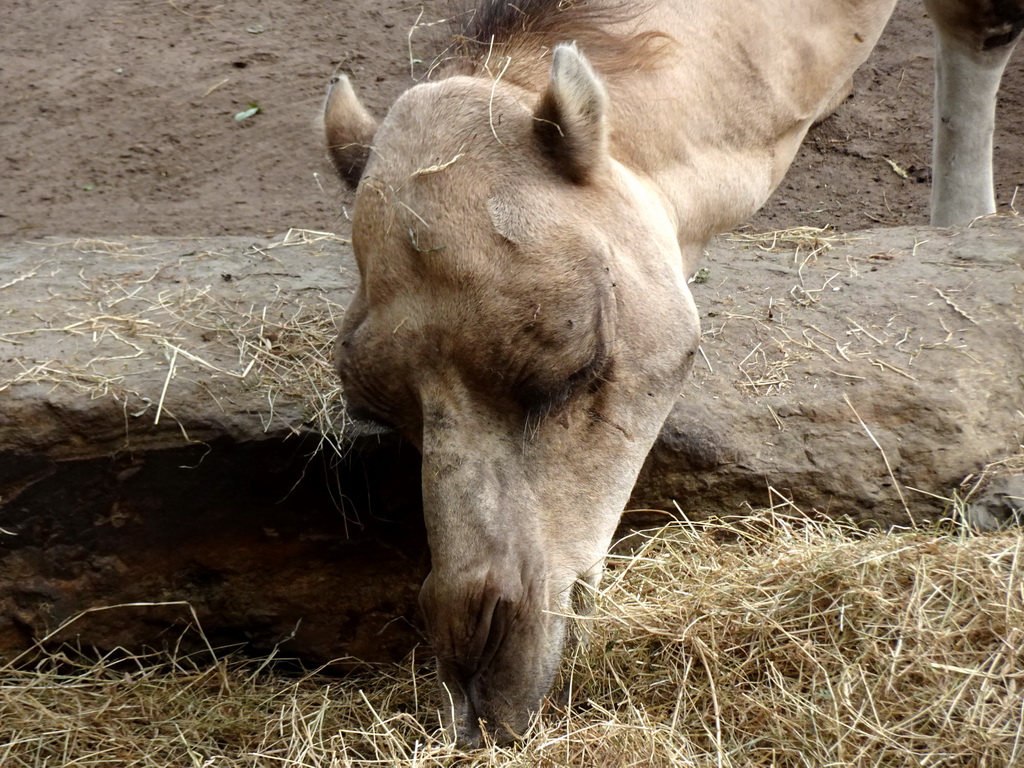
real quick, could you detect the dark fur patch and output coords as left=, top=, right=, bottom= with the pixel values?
left=464, top=0, right=611, bottom=45
left=444, top=0, right=672, bottom=79
left=983, top=0, right=1024, bottom=48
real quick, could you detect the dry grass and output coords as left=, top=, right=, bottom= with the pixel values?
left=725, top=226, right=856, bottom=270
left=725, top=226, right=860, bottom=309
left=697, top=226, right=970, bottom=395
left=2, top=510, right=1021, bottom=767
left=0, top=232, right=351, bottom=450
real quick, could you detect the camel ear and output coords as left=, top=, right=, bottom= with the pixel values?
left=533, top=43, right=609, bottom=184
left=323, top=74, right=379, bottom=188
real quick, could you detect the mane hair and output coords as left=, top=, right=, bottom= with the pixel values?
left=437, top=0, right=672, bottom=81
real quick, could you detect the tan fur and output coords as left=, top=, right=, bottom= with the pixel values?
left=322, top=0, right=1018, bottom=746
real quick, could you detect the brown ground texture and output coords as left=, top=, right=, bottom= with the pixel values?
left=1, top=0, right=1022, bottom=243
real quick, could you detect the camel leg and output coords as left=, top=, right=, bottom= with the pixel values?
left=924, top=0, right=1023, bottom=226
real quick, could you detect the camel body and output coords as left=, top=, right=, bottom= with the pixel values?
left=323, top=0, right=1023, bottom=745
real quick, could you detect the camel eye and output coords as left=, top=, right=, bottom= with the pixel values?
left=348, top=403, right=395, bottom=431
left=342, top=385, right=398, bottom=432
left=515, top=351, right=607, bottom=417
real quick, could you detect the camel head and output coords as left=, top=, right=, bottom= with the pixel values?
left=324, top=44, right=699, bottom=745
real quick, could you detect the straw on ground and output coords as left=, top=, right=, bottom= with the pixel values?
left=2, top=509, right=1021, bottom=767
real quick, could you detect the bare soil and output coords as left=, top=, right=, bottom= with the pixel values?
left=0, top=0, right=1021, bottom=242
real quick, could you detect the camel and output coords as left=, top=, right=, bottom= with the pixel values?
left=321, top=0, right=1022, bottom=746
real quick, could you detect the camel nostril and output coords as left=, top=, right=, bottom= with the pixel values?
left=476, top=596, right=510, bottom=676
left=458, top=591, right=512, bottom=680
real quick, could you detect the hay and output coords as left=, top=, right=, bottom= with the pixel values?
left=2, top=510, right=1021, bottom=767
left=696, top=226, right=973, bottom=399
left=0, top=233, right=351, bottom=451
left=725, top=226, right=856, bottom=271
left=590, top=512, right=1024, bottom=767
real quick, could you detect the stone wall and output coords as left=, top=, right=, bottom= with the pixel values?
left=2, top=220, right=1022, bottom=663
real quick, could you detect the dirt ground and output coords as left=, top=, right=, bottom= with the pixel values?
left=1, top=0, right=1021, bottom=242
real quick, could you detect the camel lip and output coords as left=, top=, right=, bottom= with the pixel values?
left=436, top=652, right=542, bottom=748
